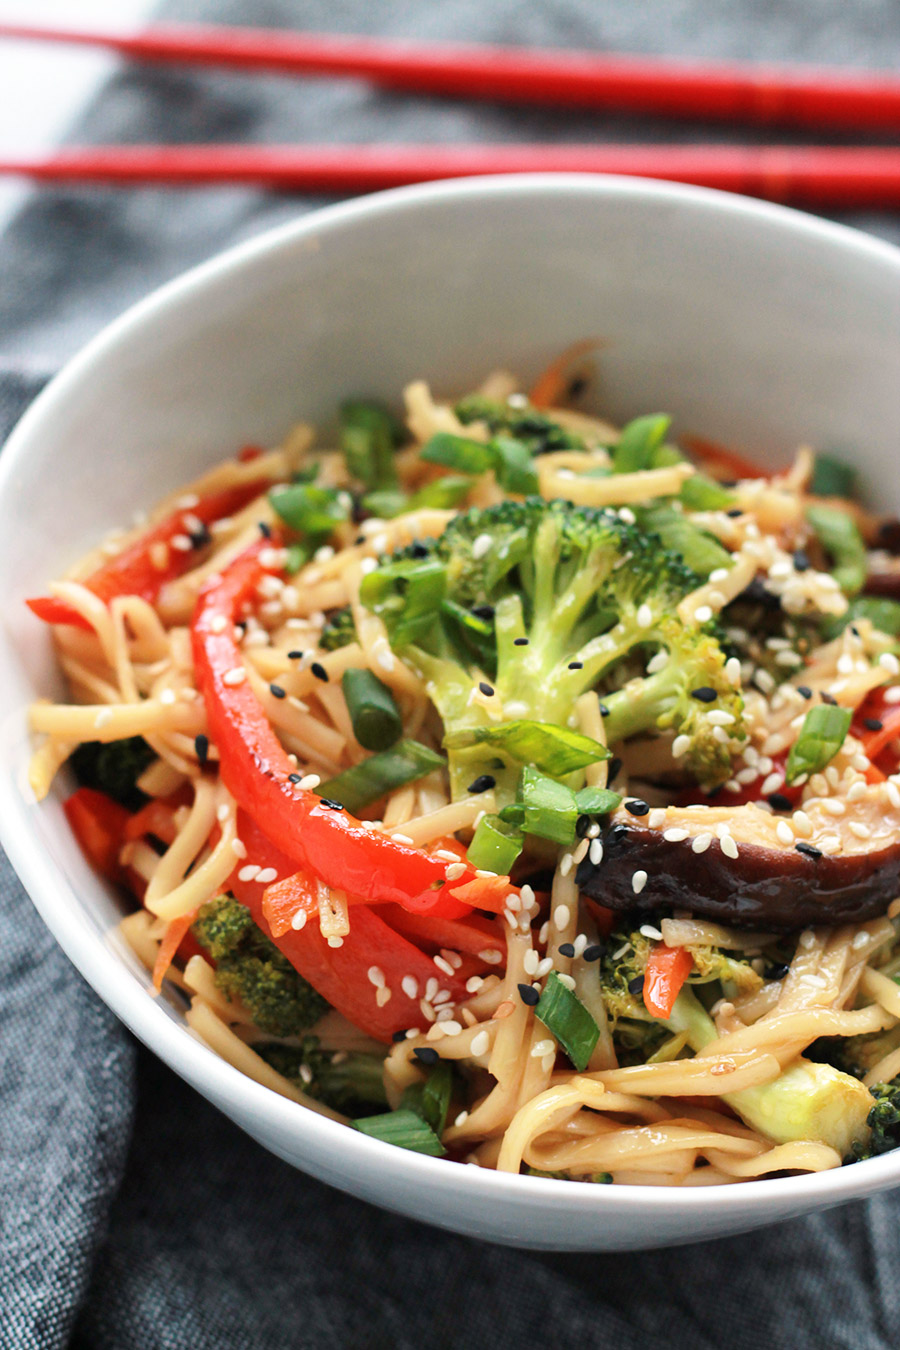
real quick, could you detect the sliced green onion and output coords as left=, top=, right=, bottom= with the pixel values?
left=785, top=704, right=853, bottom=784
left=491, top=436, right=539, bottom=495
left=444, top=721, right=609, bottom=777
left=340, top=400, right=402, bottom=490
left=283, top=543, right=308, bottom=574
left=352, top=1107, right=445, bottom=1156
left=360, top=488, right=409, bottom=519
left=421, top=432, right=495, bottom=475
left=823, top=596, right=900, bottom=641
left=440, top=599, right=496, bottom=672
left=612, top=414, right=672, bottom=474
left=811, top=452, right=857, bottom=499
left=680, top=473, right=737, bottom=511
left=520, top=767, right=579, bottom=845
left=401, top=1059, right=453, bottom=1137
left=269, top=483, right=350, bottom=537
left=467, top=814, right=523, bottom=874
left=317, top=740, right=445, bottom=813
left=592, top=1172, right=613, bottom=1184
left=341, top=668, right=402, bottom=751
left=638, top=505, right=732, bottom=578
left=574, top=785, right=622, bottom=816
left=535, top=971, right=599, bottom=1072
left=359, top=556, right=447, bottom=648
left=363, top=476, right=473, bottom=520
left=498, top=802, right=526, bottom=827
left=805, top=503, right=867, bottom=597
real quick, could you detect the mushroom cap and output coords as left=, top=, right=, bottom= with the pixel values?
left=575, top=785, right=900, bottom=929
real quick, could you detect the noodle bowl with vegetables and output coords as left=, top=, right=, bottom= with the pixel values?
left=27, top=354, right=900, bottom=1185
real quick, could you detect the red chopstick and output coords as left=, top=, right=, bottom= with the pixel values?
left=4, top=22, right=900, bottom=131
left=2, top=144, right=900, bottom=208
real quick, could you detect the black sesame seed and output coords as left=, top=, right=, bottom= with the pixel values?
left=409, top=541, right=430, bottom=559
left=269, top=683, right=286, bottom=699
left=625, top=798, right=650, bottom=817
left=575, top=814, right=591, bottom=838
left=287, top=773, right=302, bottom=783
left=413, top=1046, right=440, bottom=1065
left=189, top=525, right=211, bottom=548
left=795, top=841, right=823, bottom=860
left=793, top=550, right=811, bottom=572
left=583, top=944, right=603, bottom=963
left=319, top=798, right=345, bottom=810
left=310, top=662, right=329, bottom=682
left=797, top=685, right=813, bottom=700
left=287, top=649, right=304, bottom=660
left=726, top=508, right=743, bottom=518
left=864, top=717, right=884, bottom=732
left=513, top=637, right=529, bottom=646
left=720, top=480, right=737, bottom=489
left=558, top=942, right=576, bottom=958
left=194, top=734, right=209, bottom=766
left=392, top=1029, right=409, bottom=1043
left=627, top=975, right=645, bottom=996
left=258, top=521, right=272, bottom=539
left=607, top=822, right=629, bottom=844
left=518, top=983, right=541, bottom=1006
left=567, top=661, right=584, bottom=671
left=691, top=686, right=718, bottom=703
left=764, top=962, right=791, bottom=981
left=850, top=625, right=861, bottom=638
left=567, top=374, right=588, bottom=398
left=599, top=703, right=610, bottom=717
left=467, top=774, right=496, bottom=794
left=478, top=681, right=495, bottom=697
left=768, top=792, right=793, bottom=812
left=820, top=691, right=837, bottom=706
left=471, top=604, right=495, bottom=621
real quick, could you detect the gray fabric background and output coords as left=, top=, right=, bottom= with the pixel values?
left=2, top=2, right=900, bottom=1346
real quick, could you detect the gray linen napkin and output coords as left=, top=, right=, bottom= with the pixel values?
left=2, top=2, right=900, bottom=1346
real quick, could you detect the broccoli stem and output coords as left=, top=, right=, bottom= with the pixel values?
left=666, top=988, right=872, bottom=1157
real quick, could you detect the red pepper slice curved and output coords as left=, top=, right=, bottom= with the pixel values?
left=853, top=688, right=900, bottom=764
left=191, top=538, right=505, bottom=916
left=643, top=943, right=694, bottom=1020
left=27, top=477, right=273, bottom=629
left=682, top=435, right=769, bottom=483
left=230, top=812, right=470, bottom=1041
left=64, top=787, right=131, bottom=882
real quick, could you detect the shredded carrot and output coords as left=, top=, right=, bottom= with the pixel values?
left=528, top=338, right=602, bottom=408
left=152, top=909, right=197, bottom=990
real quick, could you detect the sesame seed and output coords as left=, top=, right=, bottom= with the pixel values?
left=720, top=835, right=740, bottom=859
left=884, top=686, right=900, bottom=703
left=513, top=637, right=529, bottom=647
left=298, top=773, right=321, bottom=791
left=478, top=681, right=495, bottom=697
left=636, top=603, right=653, bottom=629
left=255, top=868, right=277, bottom=885
left=692, top=833, right=713, bottom=854
left=367, top=965, right=386, bottom=989
left=557, top=973, right=576, bottom=991
left=523, top=950, right=539, bottom=975
left=848, top=821, right=871, bottom=840
left=413, top=1046, right=440, bottom=1066
left=518, top=983, right=540, bottom=1006
left=434, top=955, right=455, bottom=977
left=795, top=841, right=823, bottom=860
left=672, top=734, right=691, bottom=758
left=559, top=853, right=574, bottom=877
left=880, top=653, right=900, bottom=676
left=472, top=533, right=492, bottom=559
left=691, top=686, right=718, bottom=703
left=479, top=948, right=503, bottom=964
left=888, top=782, right=900, bottom=810
left=847, top=780, right=868, bottom=802
left=216, top=804, right=230, bottom=822
left=707, top=710, right=735, bottom=727
left=445, top=861, right=467, bottom=881
left=663, top=827, right=689, bottom=842
left=238, top=864, right=260, bottom=882
left=465, top=976, right=484, bottom=994
left=230, top=838, right=247, bottom=859
left=864, top=717, right=884, bottom=733
left=632, top=870, right=648, bottom=894
left=392, top=833, right=415, bottom=846
left=467, top=774, right=496, bottom=793
left=553, top=904, right=571, bottom=930
left=625, top=798, right=650, bottom=817
left=532, top=1038, right=555, bottom=1058
left=776, top=820, right=795, bottom=846
left=291, top=910, right=307, bottom=931
left=725, top=656, right=742, bottom=686
left=589, top=838, right=604, bottom=866
left=327, top=936, right=344, bottom=948
left=222, top=667, right=246, bottom=686
left=470, top=1031, right=490, bottom=1057
left=694, top=605, right=713, bottom=624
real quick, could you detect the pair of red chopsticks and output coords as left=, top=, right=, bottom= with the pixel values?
left=3, top=21, right=900, bottom=207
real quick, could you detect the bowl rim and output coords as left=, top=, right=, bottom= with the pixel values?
left=5, top=170, right=900, bottom=1225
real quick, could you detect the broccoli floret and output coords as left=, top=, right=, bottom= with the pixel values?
left=598, top=927, right=872, bottom=1155
left=70, top=736, right=155, bottom=809
left=454, top=395, right=587, bottom=455
left=356, top=498, right=745, bottom=801
left=320, top=605, right=358, bottom=651
left=192, top=895, right=328, bottom=1037
left=257, top=1036, right=388, bottom=1114
left=853, top=1082, right=900, bottom=1159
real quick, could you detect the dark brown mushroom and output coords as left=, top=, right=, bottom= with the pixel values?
left=575, top=787, right=900, bottom=929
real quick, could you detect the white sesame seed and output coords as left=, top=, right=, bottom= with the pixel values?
left=255, top=867, right=277, bottom=885
left=636, top=603, right=653, bottom=629
left=541, top=1052, right=556, bottom=1072
left=822, top=798, right=846, bottom=817
left=847, top=780, right=868, bottom=801
left=472, top=533, right=493, bottom=559
left=222, top=667, right=246, bottom=686
left=880, top=653, right=900, bottom=675
left=557, top=973, right=576, bottom=991
left=470, top=1031, right=490, bottom=1057
left=367, top=965, right=385, bottom=989
left=707, top=710, right=735, bottom=726
left=586, top=822, right=601, bottom=838
left=523, top=949, right=539, bottom=976
left=432, top=989, right=452, bottom=1005
left=573, top=934, right=588, bottom=958
left=327, top=936, right=344, bottom=948
left=754, top=669, right=776, bottom=694
left=573, top=838, right=590, bottom=865
left=532, top=1038, right=555, bottom=1058
left=694, top=605, right=713, bottom=624
left=883, top=685, right=900, bottom=703
left=209, top=614, right=228, bottom=634
left=216, top=804, right=231, bottom=822
left=536, top=957, right=554, bottom=978
left=776, top=821, right=795, bottom=846
left=721, top=835, right=740, bottom=859
left=445, top=861, right=467, bottom=881
left=238, top=864, right=260, bottom=882
left=291, top=909, right=307, bottom=931
left=775, top=650, right=803, bottom=668
left=663, top=827, right=689, bottom=842
left=392, top=833, right=415, bottom=846
left=692, top=833, right=713, bottom=854
left=851, top=929, right=872, bottom=948
left=711, top=726, right=730, bottom=744
left=639, top=923, right=662, bottom=940
left=632, top=870, right=648, bottom=894
left=479, top=948, right=503, bottom=964
left=419, top=1000, right=436, bottom=1023
left=647, top=808, right=667, bottom=830
left=435, top=1006, right=455, bottom=1022
left=465, top=976, right=483, bottom=994
left=425, top=977, right=439, bottom=1002
left=376, top=647, right=395, bottom=673
left=559, top=852, right=574, bottom=877
left=553, top=904, right=571, bottom=930
left=454, top=1110, right=469, bottom=1127
left=852, top=754, right=871, bottom=773
left=439, top=1019, right=462, bottom=1035
left=819, top=834, right=842, bottom=854
left=647, top=649, right=669, bottom=674
left=672, top=734, right=691, bottom=758
left=761, top=772, right=783, bottom=796
left=792, top=810, right=813, bottom=836
left=888, top=782, right=900, bottom=810
left=725, top=656, right=742, bottom=686
left=93, top=708, right=113, bottom=728
left=230, top=839, right=247, bottom=859
left=589, top=838, right=604, bottom=866
left=799, top=930, right=816, bottom=949
left=848, top=821, right=871, bottom=840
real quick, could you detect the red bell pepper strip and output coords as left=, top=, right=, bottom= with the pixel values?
left=64, top=787, right=131, bottom=882
left=643, top=943, right=694, bottom=1020
left=380, top=905, right=505, bottom=959
left=191, top=537, right=506, bottom=916
left=682, top=435, right=769, bottom=483
left=27, top=476, right=274, bottom=629
left=230, top=812, right=471, bottom=1041
left=152, top=910, right=198, bottom=991
left=852, top=688, right=900, bottom=763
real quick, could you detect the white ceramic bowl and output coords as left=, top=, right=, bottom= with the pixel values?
left=3, top=175, right=900, bottom=1251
